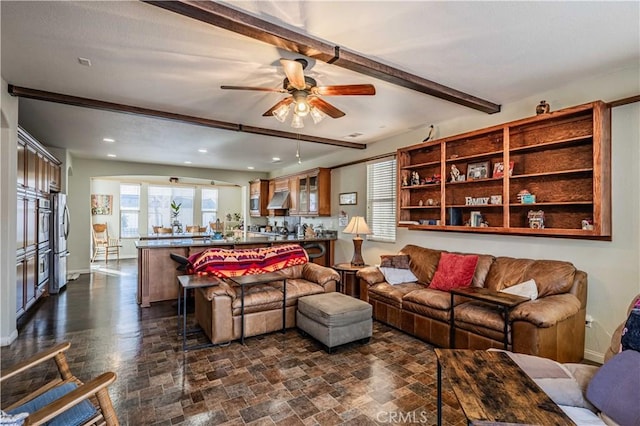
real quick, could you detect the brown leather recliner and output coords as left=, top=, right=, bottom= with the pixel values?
left=195, top=262, right=340, bottom=344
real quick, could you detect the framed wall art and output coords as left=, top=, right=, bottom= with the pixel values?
left=339, top=192, right=357, bottom=205
left=467, top=161, right=490, bottom=180
left=91, top=194, right=113, bottom=215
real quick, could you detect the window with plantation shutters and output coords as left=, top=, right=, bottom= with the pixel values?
left=366, top=158, right=397, bottom=242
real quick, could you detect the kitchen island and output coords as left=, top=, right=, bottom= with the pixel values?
left=135, top=236, right=336, bottom=307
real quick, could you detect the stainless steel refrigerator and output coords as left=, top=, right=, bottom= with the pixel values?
left=50, top=193, right=70, bottom=293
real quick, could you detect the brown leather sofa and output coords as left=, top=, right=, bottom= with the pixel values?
left=357, top=244, right=587, bottom=362
left=195, top=263, right=340, bottom=344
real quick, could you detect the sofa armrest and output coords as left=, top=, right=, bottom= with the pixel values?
left=199, top=279, right=237, bottom=301
left=302, top=263, right=340, bottom=289
left=510, top=294, right=582, bottom=327
left=356, top=266, right=385, bottom=286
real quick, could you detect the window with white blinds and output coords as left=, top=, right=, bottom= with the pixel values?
left=366, top=157, right=397, bottom=242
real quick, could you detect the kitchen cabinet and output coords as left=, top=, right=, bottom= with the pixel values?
left=18, top=127, right=61, bottom=194
left=249, top=179, right=269, bottom=217
left=49, top=162, right=61, bottom=192
left=26, top=145, right=37, bottom=191
left=16, top=252, right=37, bottom=316
left=17, top=138, right=25, bottom=188
left=290, top=168, right=331, bottom=216
left=397, top=100, right=611, bottom=239
left=16, top=126, right=61, bottom=318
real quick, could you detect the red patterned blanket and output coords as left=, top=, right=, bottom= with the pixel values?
left=188, top=244, right=309, bottom=278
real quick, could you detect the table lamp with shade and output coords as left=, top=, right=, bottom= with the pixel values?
left=343, top=216, right=372, bottom=267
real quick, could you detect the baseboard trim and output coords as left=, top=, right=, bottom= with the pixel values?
left=584, top=349, right=605, bottom=364
left=69, top=268, right=91, bottom=275
left=1, top=329, right=18, bottom=347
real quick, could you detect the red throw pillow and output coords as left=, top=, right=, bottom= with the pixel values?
left=429, top=252, right=479, bottom=291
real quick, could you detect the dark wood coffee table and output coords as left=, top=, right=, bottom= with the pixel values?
left=435, top=349, right=575, bottom=426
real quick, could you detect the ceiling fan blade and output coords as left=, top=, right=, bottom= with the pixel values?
left=262, top=97, right=293, bottom=117
left=308, top=97, right=345, bottom=118
left=221, top=85, right=286, bottom=93
left=312, top=84, right=376, bottom=96
left=280, top=59, right=306, bottom=90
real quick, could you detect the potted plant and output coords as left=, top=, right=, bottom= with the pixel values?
left=171, top=200, right=182, bottom=233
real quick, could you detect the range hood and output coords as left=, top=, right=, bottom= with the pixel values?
left=266, top=190, right=290, bottom=210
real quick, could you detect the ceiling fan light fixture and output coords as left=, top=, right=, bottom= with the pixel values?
left=292, top=91, right=310, bottom=117
left=291, top=113, right=304, bottom=129
left=310, top=106, right=326, bottom=124
left=272, top=103, right=290, bottom=122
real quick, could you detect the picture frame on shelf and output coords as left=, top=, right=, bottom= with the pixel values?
left=470, top=211, right=483, bottom=227
left=339, top=192, right=357, bottom=205
left=467, top=161, right=490, bottom=180
left=492, top=161, right=514, bottom=178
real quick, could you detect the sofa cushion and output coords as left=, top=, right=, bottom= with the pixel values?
left=378, top=267, right=418, bottom=285
left=496, top=350, right=594, bottom=410
left=399, top=245, right=443, bottom=284
left=368, top=282, right=426, bottom=308
left=380, top=254, right=411, bottom=269
left=484, top=257, right=535, bottom=291
left=500, top=279, right=538, bottom=300
left=268, top=278, right=325, bottom=306
left=403, top=288, right=457, bottom=311
left=429, top=253, right=479, bottom=291
left=523, top=260, right=576, bottom=297
left=586, top=350, right=640, bottom=426
left=231, top=283, right=284, bottom=315
left=454, top=301, right=506, bottom=334
left=510, top=294, right=581, bottom=327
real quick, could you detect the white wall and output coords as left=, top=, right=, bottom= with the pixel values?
left=0, top=77, right=19, bottom=345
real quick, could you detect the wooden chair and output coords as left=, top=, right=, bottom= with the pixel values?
left=185, top=225, right=200, bottom=233
left=0, top=341, right=118, bottom=425
left=157, top=227, right=173, bottom=234
left=91, top=224, right=121, bottom=263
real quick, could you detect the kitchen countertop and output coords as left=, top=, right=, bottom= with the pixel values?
left=135, top=235, right=336, bottom=249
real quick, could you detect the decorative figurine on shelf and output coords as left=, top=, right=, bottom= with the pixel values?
left=422, top=124, right=435, bottom=142
left=536, top=100, right=550, bottom=115
left=402, top=174, right=409, bottom=187
left=450, top=164, right=461, bottom=182
left=411, top=171, right=420, bottom=186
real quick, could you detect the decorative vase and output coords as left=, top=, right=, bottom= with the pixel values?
left=536, top=100, right=550, bottom=115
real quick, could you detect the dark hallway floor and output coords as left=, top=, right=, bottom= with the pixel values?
left=1, top=259, right=465, bottom=425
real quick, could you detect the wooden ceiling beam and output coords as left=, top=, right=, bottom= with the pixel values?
left=144, top=0, right=501, bottom=114
left=7, top=85, right=366, bottom=150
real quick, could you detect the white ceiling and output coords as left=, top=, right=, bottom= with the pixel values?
left=2, top=1, right=638, bottom=172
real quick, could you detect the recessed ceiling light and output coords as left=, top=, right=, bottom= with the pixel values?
left=272, top=157, right=281, bottom=161
left=247, top=166, right=255, bottom=170
left=198, top=149, right=207, bottom=153
left=78, top=57, right=92, bottom=67
left=184, top=161, right=192, bottom=164
left=103, top=138, right=115, bottom=143
left=107, top=154, right=116, bottom=158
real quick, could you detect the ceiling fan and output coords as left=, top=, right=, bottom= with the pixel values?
left=221, top=58, right=375, bottom=128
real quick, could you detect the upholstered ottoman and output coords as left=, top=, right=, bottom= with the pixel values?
left=297, top=292, right=372, bottom=352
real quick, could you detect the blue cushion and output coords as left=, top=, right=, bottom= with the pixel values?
left=7, top=383, right=97, bottom=426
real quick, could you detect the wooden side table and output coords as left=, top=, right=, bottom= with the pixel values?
left=332, top=263, right=369, bottom=298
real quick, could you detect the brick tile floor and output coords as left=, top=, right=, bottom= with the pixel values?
left=1, top=260, right=466, bottom=425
